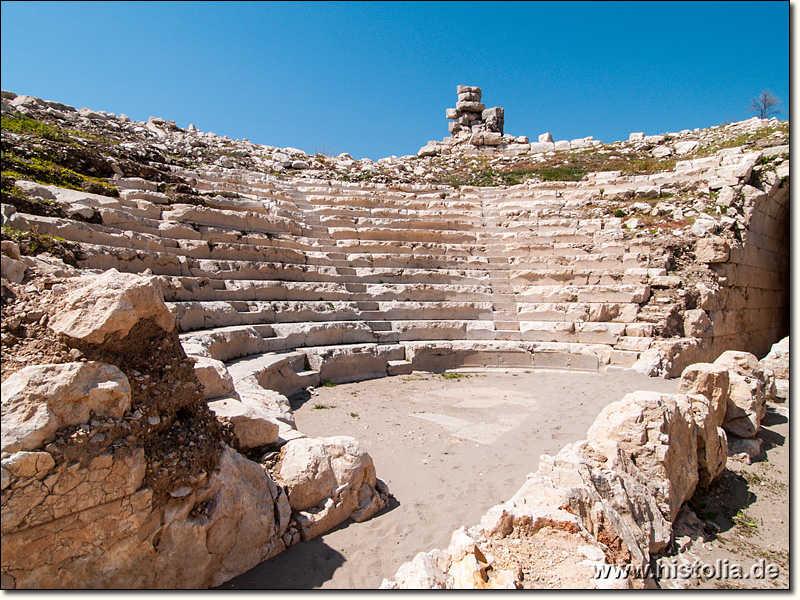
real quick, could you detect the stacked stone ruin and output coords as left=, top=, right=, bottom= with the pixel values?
left=446, top=85, right=504, bottom=143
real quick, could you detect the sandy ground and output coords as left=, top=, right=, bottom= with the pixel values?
left=219, top=368, right=680, bottom=589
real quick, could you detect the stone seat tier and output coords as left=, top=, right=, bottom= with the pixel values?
left=219, top=339, right=644, bottom=400
left=168, top=299, right=495, bottom=332
left=180, top=319, right=502, bottom=363
left=164, top=277, right=495, bottom=303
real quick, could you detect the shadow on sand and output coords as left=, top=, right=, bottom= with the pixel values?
left=216, top=495, right=400, bottom=589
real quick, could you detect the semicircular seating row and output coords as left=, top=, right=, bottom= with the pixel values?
left=8, top=166, right=685, bottom=398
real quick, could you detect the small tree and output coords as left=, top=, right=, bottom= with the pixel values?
left=749, top=89, right=782, bottom=119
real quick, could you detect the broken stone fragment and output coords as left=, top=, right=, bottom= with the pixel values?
left=1, top=361, right=131, bottom=453
left=760, top=336, right=789, bottom=380
left=48, top=269, right=175, bottom=344
left=207, top=398, right=280, bottom=450
left=193, top=356, right=236, bottom=400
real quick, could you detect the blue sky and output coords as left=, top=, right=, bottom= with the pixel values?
left=1, top=1, right=790, bottom=160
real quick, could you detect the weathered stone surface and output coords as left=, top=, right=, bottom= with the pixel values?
left=2, top=446, right=146, bottom=534
left=207, top=398, right=280, bottom=450
left=152, top=446, right=289, bottom=588
left=194, top=356, right=235, bottom=400
left=49, top=269, right=174, bottom=344
left=2, top=445, right=290, bottom=589
left=1, top=362, right=131, bottom=453
left=695, top=236, right=730, bottom=263
left=683, top=309, right=712, bottom=337
left=380, top=551, right=448, bottom=589
left=1, top=255, right=27, bottom=283
left=677, top=393, right=727, bottom=488
left=273, top=436, right=386, bottom=540
left=714, top=351, right=770, bottom=438
left=760, top=336, right=789, bottom=380
left=586, top=391, right=698, bottom=522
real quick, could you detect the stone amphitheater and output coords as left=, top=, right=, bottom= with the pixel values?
left=0, top=86, right=790, bottom=588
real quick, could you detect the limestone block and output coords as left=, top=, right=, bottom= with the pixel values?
left=468, top=131, right=484, bottom=146
left=529, top=141, right=556, bottom=153
left=554, top=140, right=570, bottom=151
left=674, top=140, right=699, bottom=155
left=151, top=445, right=290, bottom=588
left=586, top=391, right=698, bottom=522
left=194, top=357, right=236, bottom=400
left=678, top=363, right=729, bottom=425
left=714, top=351, right=769, bottom=438
left=1, top=255, right=27, bottom=283
left=456, top=85, right=481, bottom=97
left=652, top=145, right=673, bottom=158
left=275, top=436, right=386, bottom=540
left=695, top=236, right=730, bottom=263
left=482, top=132, right=503, bottom=146
left=683, top=309, right=712, bottom=338
left=676, top=393, right=727, bottom=488
left=760, top=336, right=789, bottom=379
left=1, top=362, right=130, bottom=453
left=445, top=108, right=458, bottom=120
left=629, top=132, right=645, bottom=140
left=456, top=101, right=485, bottom=113
left=48, top=269, right=175, bottom=344
left=538, top=132, right=554, bottom=143
left=458, top=91, right=481, bottom=102
left=481, top=107, right=504, bottom=133
left=380, top=552, right=448, bottom=589
left=207, top=398, right=280, bottom=450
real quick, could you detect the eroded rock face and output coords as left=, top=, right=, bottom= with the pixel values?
left=678, top=363, right=729, bottom=486
left=48, top=269, right=175, bottom=344
left=1, top=361, right=130, bottom=452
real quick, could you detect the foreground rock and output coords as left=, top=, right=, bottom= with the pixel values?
left=1, top=271, right=388, bottom=588
left=268, top=436, right=389, bottom=542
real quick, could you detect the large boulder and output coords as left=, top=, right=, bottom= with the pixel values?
left=1, top=362, right=131, bottom=452
left=678, top=364, right=730, bottom=487
left=760, top=336, right=789, bottom=380
left=48, top=269, right=175, bottom=344
left=272, top=436, right=386, bottom=540
left=586, top=391, right=698, bottom=522
left=714, top=351, right=770, bottom=438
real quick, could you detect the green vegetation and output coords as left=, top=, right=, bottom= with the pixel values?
left=312, top=403, right=333, bottom=410
left=321, top=380, right=337, bottom=387
left=348, top=412, right=360, bottom=419
left=1, top=114, right=81, bottom=144
left=1, top=225, right=84, bottom=266
left=2, top=149, right=118, bottom=196
left=440, top=372, right=470, bottom=380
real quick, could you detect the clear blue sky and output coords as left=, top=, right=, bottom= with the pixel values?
left=1, top=1, right=791, bottom=160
